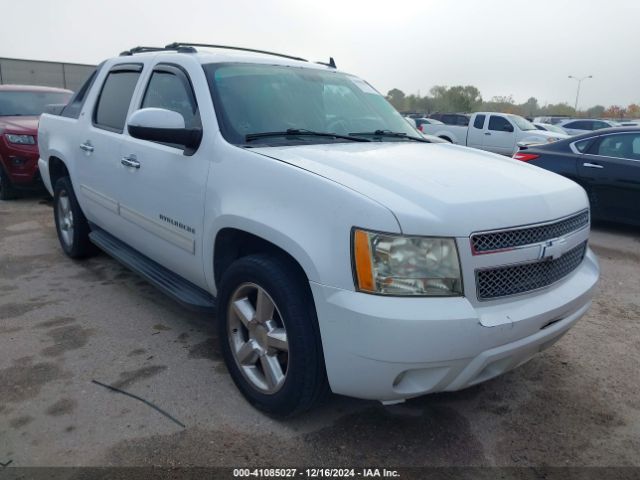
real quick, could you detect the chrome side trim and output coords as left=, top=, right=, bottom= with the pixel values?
left=119, top=205, right=195, bottom=254
left=80, top=184, right=119, bottom=214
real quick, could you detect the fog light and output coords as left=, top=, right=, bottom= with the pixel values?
left=10, top=156, right=26, bottom=166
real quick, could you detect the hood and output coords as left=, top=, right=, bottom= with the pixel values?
left=251, top=142, right=588, bottom=236
left=523, top=129, right=569, bottom=140
left=0, top=116, right=39, bottom=134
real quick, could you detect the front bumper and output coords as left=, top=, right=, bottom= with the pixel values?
left=310, top=248, right=599, bottom=402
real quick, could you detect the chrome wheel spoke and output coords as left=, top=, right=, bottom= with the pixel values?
left=60, top=196, right=70, bottom=216
left=232, top=297, right=255, bottom=328
left=266, top=327, right=288, bottom=352
left=260, top=354, right=285, bottom=390
left=237, top=339, right=260, bottom=366
left=255, top=289, right=275, bottom=323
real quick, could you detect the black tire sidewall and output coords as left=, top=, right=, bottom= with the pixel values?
left=53, top=177, right=92, bottom=258
left=217, top=254, right=326, bottom=416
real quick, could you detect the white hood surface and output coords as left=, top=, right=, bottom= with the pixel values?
left=251, top=142, right=588, bottom=237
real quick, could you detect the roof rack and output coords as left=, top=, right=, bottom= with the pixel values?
left=119, top=43, right=336, bottom=68
left=165, top=42, right=309, bottom=63
left=120, top=45, right=196, bottom=56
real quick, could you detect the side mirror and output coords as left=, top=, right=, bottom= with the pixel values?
left=503, top=123, right=514, bottom=133
left=127, top=108, right=202, bottom=153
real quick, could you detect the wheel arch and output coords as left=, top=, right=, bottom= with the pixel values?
left=211, top=221, right=319, bottom=294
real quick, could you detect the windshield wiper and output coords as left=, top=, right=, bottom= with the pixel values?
left=349, top=129, right=431, bottom=143
left=245, top=128, right=370, bottom=143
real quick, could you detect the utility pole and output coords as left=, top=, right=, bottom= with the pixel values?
left=568, top=75, right=593, bottom=112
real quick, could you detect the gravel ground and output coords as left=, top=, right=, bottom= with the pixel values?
left=1, top=195, right=639, bottom=469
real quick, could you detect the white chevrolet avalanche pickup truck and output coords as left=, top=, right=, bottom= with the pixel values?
left=38, top=43, right=599, bottom=416
left=422, top=112, right=569, bottom=155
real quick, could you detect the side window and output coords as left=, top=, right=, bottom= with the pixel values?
left=61, top=66, right=100, bottom=119
left=473, top=114, right=485, bottom=129
left=488, top=115, right=512, bottom=132
left=442, top=114, right=456, bottom=125
left=94, top=66, right=142, bottom=132
left=141, top=67, right=200, bottom=128
left=595, top=134, right=640, bottom=160
left=564, top=121, right=580, bottom=129
left=592, top=121, right=609, bottom=130
left=573, top=139, right=592, bottom=153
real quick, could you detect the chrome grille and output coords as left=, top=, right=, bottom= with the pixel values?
left=476, top=241, right=587, bottom=300
left=471, top=210, right=589, bottom=254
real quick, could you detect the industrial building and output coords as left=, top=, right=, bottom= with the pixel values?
left=0, top=57, right=95, bottom=92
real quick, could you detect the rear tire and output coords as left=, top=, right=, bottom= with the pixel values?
left=0, top=165, right=18, bottom=200
left=53, top=177, right=96, bottom=258
left=217, top=254, right=329, bottom=416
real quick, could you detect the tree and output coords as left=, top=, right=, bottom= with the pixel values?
left=521, top=97, right=539, bottom=117
left=585, top=105, right=606, bottom=118
left=386, top=89, right=407, bottom=111
left=626, top=104, right=640, bottom=118
left=603, top=105, right=626, bottom=119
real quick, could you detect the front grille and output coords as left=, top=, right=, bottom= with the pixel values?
left=471, top=210, right=589, bottom=254
left=476, top=241, right=587, bottom=300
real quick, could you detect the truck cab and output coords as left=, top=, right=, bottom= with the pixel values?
left=423, top=112, right=569, bottom=155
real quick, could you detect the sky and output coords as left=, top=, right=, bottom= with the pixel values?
left=1, top=0, right=639, bottom=108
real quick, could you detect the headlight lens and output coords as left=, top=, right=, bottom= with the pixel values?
left=5, top=134, right=36, bottom=145
left=352, top=229, right=463, bottom=296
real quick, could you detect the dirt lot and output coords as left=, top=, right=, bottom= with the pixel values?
left=1, top=195, right=639, bottom=468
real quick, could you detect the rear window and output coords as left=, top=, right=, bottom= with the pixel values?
left=0, top=91, right=71, bottom=117
left=473, top=115, right=485, bottom=129
left=94, top=67, right=141, bottom=132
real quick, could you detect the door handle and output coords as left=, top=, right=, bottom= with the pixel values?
left=121, top=155, right=140, bottom=169
left=79, top=142, right=94, bottom=153
left=484, top=132, right=491, bottom=136
left=583, top=162, right=603, bottom=169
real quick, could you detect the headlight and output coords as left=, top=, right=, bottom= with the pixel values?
left=352, top=228, right=463, bottom=296
left=5, top=134, right=36, bottom=145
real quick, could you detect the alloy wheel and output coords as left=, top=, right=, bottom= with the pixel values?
left=227, top=282, right=289, bottom=394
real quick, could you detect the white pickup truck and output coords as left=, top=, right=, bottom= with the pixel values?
left=38, top=43, right=598, bottom=416
left=422, top=112, right=569, bottom=155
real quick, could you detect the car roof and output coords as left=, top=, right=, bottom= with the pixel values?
left=117, top=48, right=337, bottom=73
left=0, top=84, right=73, bottom=94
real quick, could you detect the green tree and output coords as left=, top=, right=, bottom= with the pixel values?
left=386, top=89, right=407, bottom=111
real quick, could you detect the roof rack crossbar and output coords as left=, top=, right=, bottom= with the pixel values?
left=164, top=42, right=308, bottom=63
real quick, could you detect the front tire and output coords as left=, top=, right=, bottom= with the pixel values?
left=0, top=165, right=18, bottom=200
left=217, top=254, right=329, bottom=416
left=53, top=177, right=96, bottom=258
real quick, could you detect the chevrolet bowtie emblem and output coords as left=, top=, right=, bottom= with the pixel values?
left=540, top=238, right=568, bottom=260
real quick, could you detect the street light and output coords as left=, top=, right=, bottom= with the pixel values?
left=568, top=75, right=593, bottom=112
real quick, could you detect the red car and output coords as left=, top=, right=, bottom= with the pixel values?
left=0, top=85, right=72, bottom=199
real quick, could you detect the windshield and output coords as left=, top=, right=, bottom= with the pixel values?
left=204, top=63, right=417, bottom=145
left=543, top=124, right=566, bottom=134
left=509, top=114, right=537, bottom=131
left=0, top=91, right=71, bottom=116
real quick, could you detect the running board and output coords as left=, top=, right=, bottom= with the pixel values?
left=89, top=226, right=216, bottom=313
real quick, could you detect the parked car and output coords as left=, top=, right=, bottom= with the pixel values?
left=514, top=127, right=640, bottom=226
left=0, top=85, right=72, bottom=199
left=38, top=43, right=598, bottom=415
left=415, top=117, right=443, bottom=132
left=422, top=112, right=569, bottom=155
left=429, top=112, right=470, bottom=126
left=534, top=122, right=569, bottom=135
left=533, top=116, right=570, bottom=125
left=557, top=119, right=619, bottom=136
